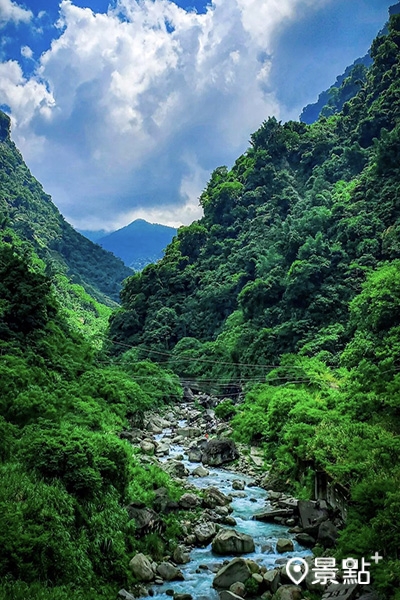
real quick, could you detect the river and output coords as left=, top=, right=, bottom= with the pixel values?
left=139, top=424, right=311, bottom=599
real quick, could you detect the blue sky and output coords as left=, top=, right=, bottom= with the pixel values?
left=0, top=0, right=395, bottom=230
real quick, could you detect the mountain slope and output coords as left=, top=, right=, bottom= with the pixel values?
left=96, top=219, right=177, bottom=270
left=0, top=111, right=131, bottom=306
left=109, top=13, right=400, bottom=368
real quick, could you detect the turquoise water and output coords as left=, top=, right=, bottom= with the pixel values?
left=143, top=432, right=311, bottom=599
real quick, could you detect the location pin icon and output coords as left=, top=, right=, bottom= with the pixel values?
left=286, top=557, right=309, bottom=585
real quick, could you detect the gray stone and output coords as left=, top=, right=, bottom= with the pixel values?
left=274, top=585, right=302, bottom=600
left=140, top=440, right=156, bottom=455
left=117, top=590, right=136, bottom=600
left=179, top=493, right=201, bottom=509
left=213, top=557, right=251, bottom=588
left=321, top=582, right=358, bottom=600
left=129, top=553, right=154, bottom=582
left=294, top=532, right=316, bottom=547
left=174, top=595, right=193, bottom=600
left=192, top=465, right=209, bottom=477
left=202, top=438, right=239, bottom=467
left=318, top=520, right=339, bottom=548
left=212, top=528, right=255, bottom=555
left=173, top=545, right=190, bottom=565
left=163, top=460, right=189, bottom=479
left=229, top=581, right=246, bottom=597
left=232, top=480, right=245, bottom=491
left=219, top=592, right=244, bottom=600
left=194, top=521, right=217, bottom=544
left=253, top=509, right=293, bottom=522
left=156, top=561, right=184, bottom=581
left=276, top=538, right=294, bottom=553
left=263, top=569, right=280, bottom=593
left=203, top=487, right=231, bottom=509
left=177, top=427, right=202, bottom=438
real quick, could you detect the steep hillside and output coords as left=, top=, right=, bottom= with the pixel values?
left=0, top=111, right=131, bottom=306
left=300, top=1, right=400, bottom=124
left=96, top=219, right=177, bottom=270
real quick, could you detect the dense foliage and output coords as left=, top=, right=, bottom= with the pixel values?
left=0, top=241, right=183, bottom=599
left=109, top=15, right=400, bottom=596
left=0, top=112, right=131, bottom=306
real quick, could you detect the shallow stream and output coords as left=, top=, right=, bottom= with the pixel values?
left=141, top=427, right=311, bottom=599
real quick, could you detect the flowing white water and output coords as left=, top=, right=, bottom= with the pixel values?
left=142, top=428, right=311, bottom=599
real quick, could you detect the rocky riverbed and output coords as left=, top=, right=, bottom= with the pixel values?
left=119, top=399, right=367, bottom=600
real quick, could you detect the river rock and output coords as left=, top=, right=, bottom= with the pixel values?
left=317, top=520, right=338, bottom=548
left=294, top=532, right=316, bottom=547
left=192, top=465, right=209, bottom=477
left=173, top=595, right=193, bottom=600
left=223, top=516, right=237, bottom=526
left=212, top=529, right=255, bottom=555
left=129, top=553, right=154, bottom=581
left=156, top=441, right=170, bottom=455
left=157, top=562, right=184, bottom=581
left=173, top=545, right=190, bottom=565
left=188, top=448, right=203, bottom=462
left=203, top=487, right=231, bottom=509
left=273, top=585, right=302, bottom=600
left=177, top=426, right=202, bottom=439
left=126, top=505, right=162, bottom=535
left=179, top=493, right=201, bottom=509
left=140, top=440, right=156, bottom=455
left=263, top=569, right=280, bottom=593
left=276, top=538, right=294, bottom=553
left=213, top=557, right=251, bottom=588
left=202, top=438, right=239, bottom=467
left=229, top=582, right=246, bottom=597
left=219, top=592, right=244, bottom=600
left=232, top=480, right=245, bottom=491
left=194, top=521, right=217, bottom=544
left=163, top=460, right=189, bottom=478
left=117, top=590, right=136, bottom=600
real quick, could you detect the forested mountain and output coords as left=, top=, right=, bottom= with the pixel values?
left=108, top=14, right=400, bottom=595
left=96, top=219, right=177, bottom=270
left=0, top=111, right=131, bottom=306
left=300, top=1, right=400, bottom=124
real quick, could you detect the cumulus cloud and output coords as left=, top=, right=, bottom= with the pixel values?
left=0, top=0, right=32, bottom=26
left=2, top=0, right=327, bottom=229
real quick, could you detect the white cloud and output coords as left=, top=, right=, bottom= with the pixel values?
left=21, top=44, right=33, bottom=58
left=2, top=0, right=327, bottom=229
left=0, top=0, right=32, bottom=26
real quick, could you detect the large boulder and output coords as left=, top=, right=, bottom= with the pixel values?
left=194, top=521, right=217, bottom=545
left=317, top=520, right=339, bottom=548
left=179, top=493, right=201, bottom=509
left=156, top=561, right=184, bottom=581
left=173, top=545, right=190, bottom=565
left=163, top=460, right=189, bottom=479
left=129, top=553, right=154, bottom=581
left=203, top=487, right=231, bottom=509
left=176, top=426, right=202, bottom=439
left=202, top=438, right=239, bottom=467
left=212, top=529, right=255, bottom=555
left=213, top=557, right=251, bottom=589
left=276, top=538, right=294, bottom=553
left=192, top=465, right=209, bottom=477
left=273, top=585, right=302, bottom=600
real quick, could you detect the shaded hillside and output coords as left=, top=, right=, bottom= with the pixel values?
left=0, top=111, right=131, bottom=305
left=97, top=219, right=177, bottom=270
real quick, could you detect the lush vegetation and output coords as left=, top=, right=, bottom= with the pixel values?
left=0, top=239, right=184, bottom=599
left=0, top=112, right=131, bottom=307
left=109, top=15, right=400, bottom=596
